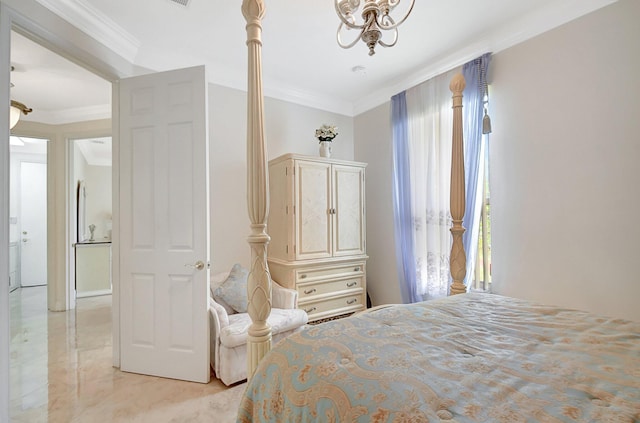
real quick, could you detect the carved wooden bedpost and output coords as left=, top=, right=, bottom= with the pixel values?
left=242, top=0, right=272, bottom=380
left=449, top=74, right=467, bottom=296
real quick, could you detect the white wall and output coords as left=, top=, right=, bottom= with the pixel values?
left=490, top=0, right=640, bottom=322
left=208, top=83, right=355, bottom=274
left=354, top=103, right=402, bottom=306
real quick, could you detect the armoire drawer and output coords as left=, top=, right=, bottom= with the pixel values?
left=300, top=292, right=364, bottom=320
left=298, top=277, right=363, bottom=300
left=295, top=262, right=364, bottom=283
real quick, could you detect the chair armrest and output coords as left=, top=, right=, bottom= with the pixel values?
left=272, top=280, right=298, bottom=309
left=209, top=297, right=230, bottom=329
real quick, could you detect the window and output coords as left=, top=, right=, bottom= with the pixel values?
left=472, top=136, right=491, bottom=291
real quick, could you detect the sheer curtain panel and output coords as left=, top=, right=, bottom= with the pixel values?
left=392, top=67, right=460, bottom=301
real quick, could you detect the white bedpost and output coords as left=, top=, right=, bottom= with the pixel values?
left=242, top=0, right=272, bottom=380
left=449, top=74, right=467, bottom=296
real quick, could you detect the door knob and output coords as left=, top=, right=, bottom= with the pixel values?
left=185, top=260, right=205, bottom=270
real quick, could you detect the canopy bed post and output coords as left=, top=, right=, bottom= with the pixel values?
left=449, top=74, right=467, bottom=296
left=242, top=0, right=273, bottom=380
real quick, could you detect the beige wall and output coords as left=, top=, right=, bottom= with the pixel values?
left=490, top=0, right=640, bottom=322
left=208, top=84, right=355, bottom=275
left=354, top=102, right=402, bottom=306
left=354, top=0, right=640, bottom=322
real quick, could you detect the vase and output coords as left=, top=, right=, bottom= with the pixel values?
left=319, top=141, right=332, bottom=158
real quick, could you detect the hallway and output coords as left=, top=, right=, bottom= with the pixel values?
left=9, top=287, right=232, bottom=422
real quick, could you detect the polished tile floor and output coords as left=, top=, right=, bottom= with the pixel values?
left=9, top=286, right=234, bottom=422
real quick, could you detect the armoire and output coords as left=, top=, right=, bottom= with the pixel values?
left=267, top=154, right=368, bottom=322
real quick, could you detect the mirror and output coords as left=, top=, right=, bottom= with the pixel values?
left=73, top=137, right=112, bottom=243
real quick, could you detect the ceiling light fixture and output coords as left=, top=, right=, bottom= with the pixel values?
left=10, top=100, right=32, bottom=130
left=9, top=66, right=33, bottom=130
left=335, top=0, right=415, bottom=56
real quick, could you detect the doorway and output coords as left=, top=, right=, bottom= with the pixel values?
left=1, top=4, right=124, bottom=418
left=72, top=137, right=113, bottom=299
left=5, top=21, right=115, bottom=421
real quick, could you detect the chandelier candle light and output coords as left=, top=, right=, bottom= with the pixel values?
left=335, top=0, right=415, bottom=56
left=315, top=124, right=338, bottom=158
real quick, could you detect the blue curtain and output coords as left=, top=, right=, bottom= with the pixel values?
left=391, top=54, right=491, bottom=301
left=461, top=53, right=491, bottom=287
left=391, top=91, right=420, bottom=303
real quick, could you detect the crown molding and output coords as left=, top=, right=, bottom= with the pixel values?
left=26, top=103, right=111, bottom=125
left=352, top=0, right=617, bottom=116
left=205, top=66, right=355, bottom=117
left=33, top=0, right=140, bottom=63
left=263, top=82, right=354, bottom=117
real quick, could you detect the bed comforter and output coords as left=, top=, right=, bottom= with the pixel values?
left=237, top=293, right=640, bottom=422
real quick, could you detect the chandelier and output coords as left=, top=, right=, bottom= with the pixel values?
left=335, top=0, right=415, bottom=56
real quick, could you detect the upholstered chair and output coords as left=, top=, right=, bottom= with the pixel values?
left=209, top=264, right=308, bottom=385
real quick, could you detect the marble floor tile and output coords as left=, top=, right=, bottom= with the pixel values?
left=9, top=286, right=240, bottom=422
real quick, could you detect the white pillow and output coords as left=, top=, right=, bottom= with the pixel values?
left=213, top=264, right=249, bottom=313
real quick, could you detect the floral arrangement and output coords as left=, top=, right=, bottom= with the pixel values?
left=315, top=124, right=338, bottom=142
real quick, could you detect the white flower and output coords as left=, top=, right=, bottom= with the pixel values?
left=315, top=124, right=338, bottom=142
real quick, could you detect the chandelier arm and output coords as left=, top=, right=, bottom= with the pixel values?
left=375, top=0, right=415, bottom=30
left=377, top=27, right=398, bottom=48
left=337, top=23, right=365, bottom=49
left=334, top=0, right=366, bottom=30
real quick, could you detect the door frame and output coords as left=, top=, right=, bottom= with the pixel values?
left=1, top=1, right=134, bottom=417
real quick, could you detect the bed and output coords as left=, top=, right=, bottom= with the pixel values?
left=238, top=293, right=640, bottom=421
left=237, top=0, right=640, bottom=421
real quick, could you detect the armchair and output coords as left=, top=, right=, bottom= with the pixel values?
left=209, top=271, right=308, bottom=385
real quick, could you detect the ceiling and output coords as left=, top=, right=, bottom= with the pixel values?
left=10, top=0, right=616, bottom=124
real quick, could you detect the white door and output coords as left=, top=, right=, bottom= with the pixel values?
left=118, top=66, right=210, bottom=383
left=20, top=161, right=47, bottom=287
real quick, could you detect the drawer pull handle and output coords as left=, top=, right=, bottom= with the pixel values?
left=347, top=299, right=358, bottom=305
left=304, top=307, right=317, bottom=313
left=304, top=288, right=317, bottom=295
left=353, top=267, right=360, bottom=272
left=300, top=274, right=307, bottom=279
left=346, top=281, right=357, bottom=288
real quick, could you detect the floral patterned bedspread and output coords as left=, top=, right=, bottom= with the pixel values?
left=237, top=293, right=640, bottom=422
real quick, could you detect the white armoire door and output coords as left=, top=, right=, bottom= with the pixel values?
left=332, top=165, right=365, bottom=257
left=295, top=160, right=332, bottom=260
left=118, top=66, right=210, bottom=383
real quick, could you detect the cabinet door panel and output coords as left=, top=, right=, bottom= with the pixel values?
left=295, top=161, right=332, bottom=259
left=333, top=165, right=365, bottom=256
